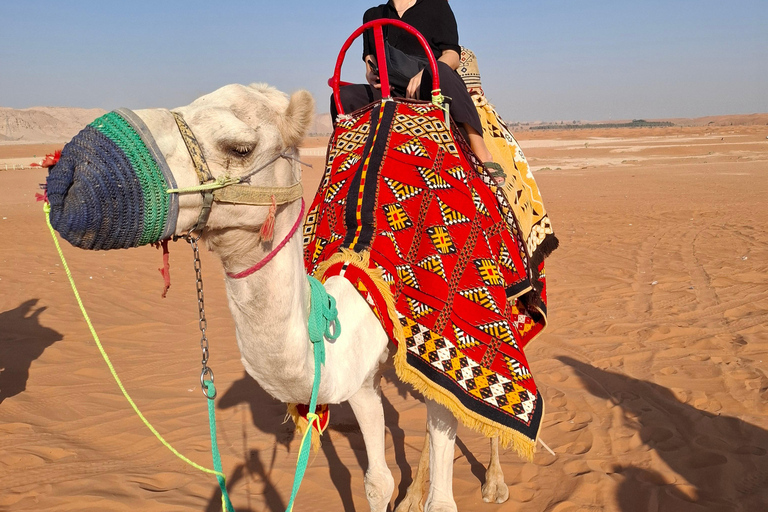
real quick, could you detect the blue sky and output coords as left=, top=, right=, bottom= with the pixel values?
left=1, top=0, right=766, bottom=121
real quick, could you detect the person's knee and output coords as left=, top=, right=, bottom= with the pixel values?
left=333, top=84, right=379, bottom=118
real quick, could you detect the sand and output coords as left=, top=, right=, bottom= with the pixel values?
left=1, top=122, right=767, bottom=511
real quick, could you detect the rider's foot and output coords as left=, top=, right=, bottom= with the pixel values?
left=483, top=161, right=506, bottom=186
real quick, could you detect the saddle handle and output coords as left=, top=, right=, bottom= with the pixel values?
left=329, top=19, right=441, bottom=116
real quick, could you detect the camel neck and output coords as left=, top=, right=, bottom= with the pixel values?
left=219, top=203, right=315, bottom=402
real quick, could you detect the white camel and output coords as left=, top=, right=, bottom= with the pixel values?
left=133, top=83, right=508, bottom=512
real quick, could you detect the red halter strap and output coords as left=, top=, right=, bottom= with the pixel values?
left=225, top=199, right=305, bottom=279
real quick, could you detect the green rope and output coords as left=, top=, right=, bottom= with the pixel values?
left=205, top=380, right=234, bottom=512
left=286, top=276, right=341, bottom=512
left=44, top=203, right=233, bottom=512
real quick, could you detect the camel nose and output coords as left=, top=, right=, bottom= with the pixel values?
left=46, top=111, right=177, bottom=250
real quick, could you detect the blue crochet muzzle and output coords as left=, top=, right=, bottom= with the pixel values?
left=46, top=109, right=179, bottom=250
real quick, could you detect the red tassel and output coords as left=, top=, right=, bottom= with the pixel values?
left=296, top=403, right=330, bottom=434
left=260, top=195, right=277, bottom=242
left=152, top=239, right=171, bottom=298
left=41, top=150, right=62, bottom=168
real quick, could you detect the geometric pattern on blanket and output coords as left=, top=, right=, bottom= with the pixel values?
left=304, top=98, right=546, bottom=459
left=459, top=47, right=559, bottom=269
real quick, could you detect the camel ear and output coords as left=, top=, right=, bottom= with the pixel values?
left=279, top=90, right=315, bottom=147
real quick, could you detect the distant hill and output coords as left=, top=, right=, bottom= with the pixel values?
left=663, top=113, right=768, bottom=127
left=0, top=107, right=107, bottom=143
left=309, top=112, right=334, bottom=136
left=0, top=107, right=336, bottom=143
left=509, top=113, right=768, bottom=131
left=2, top=107, right=764, bottom=143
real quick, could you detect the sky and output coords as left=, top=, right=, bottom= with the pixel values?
left=1, top=0, right=766, bottom=122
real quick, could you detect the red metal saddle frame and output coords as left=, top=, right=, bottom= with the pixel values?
left=329, top=19, right=442, bottom=115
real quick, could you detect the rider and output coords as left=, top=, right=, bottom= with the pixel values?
left=331, top=0, right=505, bottom=180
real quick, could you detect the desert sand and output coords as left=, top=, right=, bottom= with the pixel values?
left=1, top=121, right=767, bottom=511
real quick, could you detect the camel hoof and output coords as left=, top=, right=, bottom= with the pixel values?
left=424, top=502, right=457, bottom=512
left=481, top=478, right=509, bottom=504
left=394, top=493, right=424, bottom=512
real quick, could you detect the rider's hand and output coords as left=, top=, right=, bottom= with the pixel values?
left=365, top=58, right=381, bottom=89
left=406, top=69, right=424, bottom=99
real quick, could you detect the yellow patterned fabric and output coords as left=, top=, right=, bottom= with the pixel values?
left=459, top=48, right=558, bottom=266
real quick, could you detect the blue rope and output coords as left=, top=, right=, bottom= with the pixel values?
left=286, top=276, right=341, bottom=511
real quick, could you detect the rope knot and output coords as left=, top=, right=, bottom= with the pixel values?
left=307, top=276, right=341, bottom=349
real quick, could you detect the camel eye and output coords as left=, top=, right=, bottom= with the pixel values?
left=231, top=144, right=254, bottom=157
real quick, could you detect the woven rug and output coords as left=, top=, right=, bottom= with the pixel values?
left=304, top=98, right=547, bottom=459
left=459, top=47, right=558, bottom=269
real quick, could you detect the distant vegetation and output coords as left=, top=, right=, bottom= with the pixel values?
left=514, top=119, right=676, bottom=131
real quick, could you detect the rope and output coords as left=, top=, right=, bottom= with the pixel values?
left=307, top=276, right=341, bottom=344
left=431, top=89, right=451, bottom=125
left=205, top=380, right=235, bottom=511
left=166, top=174, right=242, bottom=194
left=44, top=203, right=234, bottom=512
left=225, top=199, right=305, bottom=279
left=285, top=276, right=341, bottom=512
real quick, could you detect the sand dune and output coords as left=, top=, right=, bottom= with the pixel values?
left=1, top=122, right=766, bottom=511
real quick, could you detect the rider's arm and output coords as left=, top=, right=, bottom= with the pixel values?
left=438, top=49, right=460, bottom=71
left=364, top=55, right=381, bottom=89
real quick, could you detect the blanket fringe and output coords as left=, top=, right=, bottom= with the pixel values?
left=314, top=248, right=404, bottom=344
left=393, top=342, right=537, bottom=461
left=314, top=249, right=538, bottom=461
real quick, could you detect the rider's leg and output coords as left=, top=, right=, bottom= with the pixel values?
left=464, top=124, right=492, bottom=162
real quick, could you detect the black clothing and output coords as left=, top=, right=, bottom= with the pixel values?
left=330, top=63, right=481, bottom=136
left=332, top=0, right=481, bottom=136
left=362, top=0, right=461, bottom=61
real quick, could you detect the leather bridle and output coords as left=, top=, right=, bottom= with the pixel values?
left=167, top=111, right=304, bottom=233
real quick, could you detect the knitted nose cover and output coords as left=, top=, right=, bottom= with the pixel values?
left=47, top=108, right=179, bottom=250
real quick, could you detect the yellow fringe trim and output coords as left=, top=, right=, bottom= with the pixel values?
left=286, top=403, right=322, bottom=453
left=393, top=342, right=538, bottom=462
left=313, top=248, right=404, bottom=344
left=314, top=248, right=540, bottom=462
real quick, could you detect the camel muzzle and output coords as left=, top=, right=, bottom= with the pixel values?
left=46, top=109, right=179, bottom=250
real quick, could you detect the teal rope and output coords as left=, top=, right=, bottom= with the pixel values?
left=307, top=276, right=341, bottom=346
left=205, top=380, right=235, bottom=512
left=286, top=276, right=341, bottom=512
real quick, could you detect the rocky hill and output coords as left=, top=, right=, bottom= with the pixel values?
left=0, top=107, right=335, bottom=143
left=0, top=107, right=107, bottom=143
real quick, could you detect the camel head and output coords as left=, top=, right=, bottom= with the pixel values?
left=46, top=83, right=314, bottom=251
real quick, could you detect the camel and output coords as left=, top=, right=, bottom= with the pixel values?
left=50, top=82, right=511, bottom=511
left=137, top=83, right=515, bottom=511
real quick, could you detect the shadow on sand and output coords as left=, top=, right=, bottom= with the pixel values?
left=205, top=366, right=431, bottom=512
left=558, top=356, right=768, bottom=512
left=0, top=299, right=63, bottom=404
left=205, top=372, right=293, bottom=512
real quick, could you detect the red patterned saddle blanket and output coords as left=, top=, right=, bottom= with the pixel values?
left=303, top=98, right=547, bottom=459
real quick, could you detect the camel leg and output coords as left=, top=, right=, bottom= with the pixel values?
left=481, top=437, right=509, bottom=503
left=424, top=399, right=458, bottom=512
left=394, top=430, right=430, bottom=512
left=348, top=370, right=395, bottom=512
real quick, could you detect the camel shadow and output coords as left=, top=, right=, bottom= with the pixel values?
left=205, top=372, right=294, bottom=511
left=558, top=356, right=768, bottom=511
left=0, top=299, right=63, bottom=404
left=206, top=368, right=423, bottom=511
left=205, top=447, right=287, bottom=512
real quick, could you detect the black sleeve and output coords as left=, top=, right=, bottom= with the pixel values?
left=362, top=6, right=385, bottom=61
left=431, top=1, right=460, bottom=56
